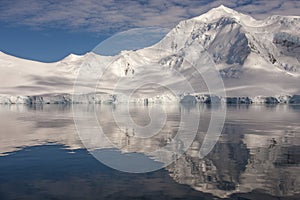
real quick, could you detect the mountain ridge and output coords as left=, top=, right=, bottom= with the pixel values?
left=0, top=6, right=300, bottom=104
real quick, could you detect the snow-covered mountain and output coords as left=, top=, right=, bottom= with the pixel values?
left=1, top=5, right=300, bottom=104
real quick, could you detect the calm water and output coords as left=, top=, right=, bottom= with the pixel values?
left=0, top=104, right=299, bottom=200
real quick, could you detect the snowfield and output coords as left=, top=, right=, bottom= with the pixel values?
left=1, top=5, right=300, bottom=104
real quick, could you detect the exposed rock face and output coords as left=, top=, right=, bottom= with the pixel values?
left=273, top=32, right=300, bottom=60
left=224, top=97, right=252, bottom=104
left=289, top=95, right=300, bottom=104
left=179, top=94, right=197, bottom=104
left=207, top=18, right=251, bottom=65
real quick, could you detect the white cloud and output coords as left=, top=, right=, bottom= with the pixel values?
left=0, top=0, right=299, bottom=34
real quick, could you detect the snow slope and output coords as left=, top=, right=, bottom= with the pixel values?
left=1, top=5, right=300, bottom=103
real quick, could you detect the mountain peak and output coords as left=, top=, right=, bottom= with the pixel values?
left=213, top=5, right=235, bottom=13
left=192, top=5, right=258, bottom=25
left=206, top=5, right=241, bottom=17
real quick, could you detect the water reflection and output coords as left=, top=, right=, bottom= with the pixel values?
left=167, top=120, right=300, bottom=198
left=0, top=104, right=299, bottom=199
left=0, top=104, right=81, bottom=155
left=0, top=144, right=216, bottom=200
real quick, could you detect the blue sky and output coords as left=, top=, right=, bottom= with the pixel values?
left=0, top=0, right=299, bottom=62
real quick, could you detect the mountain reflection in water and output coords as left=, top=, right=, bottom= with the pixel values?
left=0, top=104, right=299, bottom=200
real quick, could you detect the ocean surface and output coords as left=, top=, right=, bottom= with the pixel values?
left=0, top=104, right=299, bottom=200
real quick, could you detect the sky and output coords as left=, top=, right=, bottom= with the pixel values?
left=0, top=0, right=300, bottom=62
